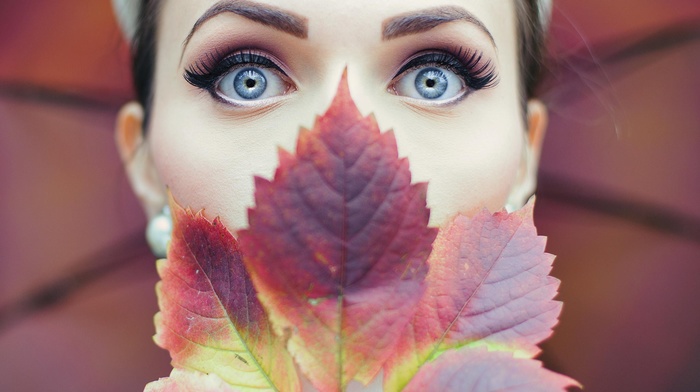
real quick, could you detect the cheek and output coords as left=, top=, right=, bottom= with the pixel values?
left=148, top=97, right=523, bottom=232
left=148, top=102, right=291, bottom=232
left=389, top=109, right=524, bottom=225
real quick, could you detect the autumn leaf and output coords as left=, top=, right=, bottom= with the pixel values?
left=237, top=71, right=438, bottom=391
left=383, top=202, right=565, bottom=391
left=152, top=195, right=299, bottom=391
left=146, top=70, right=577, bottom=391
left=145, top=369, right=243, bottom=392
left=402, top=347, right=579, bottom=392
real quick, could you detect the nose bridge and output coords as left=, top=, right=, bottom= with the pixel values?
left=312, top=65, right=355, bottom=118
left=314, top=64, right=379, bottom=126
left=306, top=0, right=381, bottom=77
left=300, top=1, right=392, bottom=123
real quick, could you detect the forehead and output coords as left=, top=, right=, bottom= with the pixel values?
left=156, top=0, right=518, bottom=57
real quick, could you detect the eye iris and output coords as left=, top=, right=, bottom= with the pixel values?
left=414, top=68, right=448, bottom=99
left=233, top=68, right=267, bottom=99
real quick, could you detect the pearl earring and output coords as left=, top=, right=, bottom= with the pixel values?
left=505, top=192, right=537, bottom=213
left=146, top=205, right=172, bottom=258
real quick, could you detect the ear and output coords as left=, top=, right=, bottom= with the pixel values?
left=506, top=99, right=548, bottom=211
left=115, top=102, right=166, bottom=219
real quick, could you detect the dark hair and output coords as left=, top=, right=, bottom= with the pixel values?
left=131, top=0, right=548, bottom=126
left=131, top=0, right=160, bottom=127
left=515, top=0, right=548, bottom=106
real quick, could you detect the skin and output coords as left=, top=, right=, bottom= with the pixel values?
left=116, top=0, right=547, bottom=232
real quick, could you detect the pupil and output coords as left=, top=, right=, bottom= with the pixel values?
left=414, top=68, right=448, bottom=99
left=233, top=68, right=267, bottom=99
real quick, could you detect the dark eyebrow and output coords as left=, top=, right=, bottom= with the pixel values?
left=182, top=0, right=308, bottom=51
left=382, top=6, right=495, bottom=47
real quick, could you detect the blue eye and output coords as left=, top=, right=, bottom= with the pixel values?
left=390, top=50, right=498, bottom=103
left=394, top=66, right=464, bottom=101
left=219, top=67, right=288, bottom=102
left=233, top=68, right=267, bottom=99
left=184, top=50, right=294, bottom=105
left=414, top=68, right=450, bottom=99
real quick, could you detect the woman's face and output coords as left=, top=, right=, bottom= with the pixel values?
left=128, top=0, right=542, bottom=230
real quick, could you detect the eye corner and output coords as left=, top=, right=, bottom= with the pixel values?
left=212, top=85, right=297, bottom=109
left=183, top=65, right=217, bottom=91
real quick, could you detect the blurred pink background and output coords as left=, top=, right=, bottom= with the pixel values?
left=1, top=1, right=699, bottom=391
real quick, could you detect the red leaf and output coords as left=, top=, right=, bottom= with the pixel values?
left=403, top=347, right=580, bottom=392
left=385, top=201, right=564, bottom=390
left=238, top=71, right=438, bottom=391
left=145, top=369, right=243, bottom=392
left=153, top=195, right=299, bottom=391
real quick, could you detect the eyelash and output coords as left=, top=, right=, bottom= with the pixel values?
left=184, top=48, right=289, bottom=96
left=183, top=47, right=498, bottom=99
left=393, top=48, right=499, bottom=92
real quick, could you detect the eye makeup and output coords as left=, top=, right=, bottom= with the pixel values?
left=184, top=43, right=498, bottom=108
left=184, top=48, right=294, bottom=103
left=392, top=47, right=499, bottom=94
